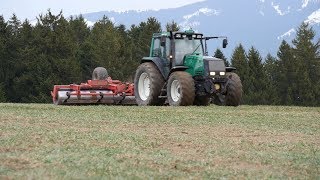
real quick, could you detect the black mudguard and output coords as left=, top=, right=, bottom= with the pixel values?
left=141, top=57, right=169, bottom=79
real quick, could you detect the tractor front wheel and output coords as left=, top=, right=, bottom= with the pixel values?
left=225, top=72, right=242, bottom=106
left=134, top=62, right=165, bottom=106
left=167, top=71, right=195, bottom=106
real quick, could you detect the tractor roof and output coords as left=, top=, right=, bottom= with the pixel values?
left=152, top=29, right=203, bottom=39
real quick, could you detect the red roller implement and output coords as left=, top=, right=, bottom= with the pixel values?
left=51, top=77, right=135, bottom=105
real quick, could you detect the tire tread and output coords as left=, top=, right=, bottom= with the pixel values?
left=225, top=72, right=242, bottom=106
left=168, top=71, right=195, bottom=106
left=134, top=62, right=165, bottom=105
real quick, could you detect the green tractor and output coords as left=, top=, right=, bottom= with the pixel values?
left=134, top=30, right=242, bottom=106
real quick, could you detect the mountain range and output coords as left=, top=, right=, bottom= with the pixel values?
left=82, top=0, right=320, bottom=58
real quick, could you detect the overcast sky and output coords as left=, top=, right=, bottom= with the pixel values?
left=0, top=0, right=205, bottom=20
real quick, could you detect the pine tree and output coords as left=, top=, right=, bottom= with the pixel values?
left=0, top=83, right=6, bottom=102
left=0, top=15, right=8, bottom=89
left=277, top=40, right=295, bottom=105
left=11, top=19, right=36, bottom=102
left=291, top=22, right=320, bottom=106
left=18, top=10, right=82, bottom=102
left=246, top=47, right=268, bottom=104
left=4, top=14, right=22, bottom=101
left=263, top=53, right=280, bottom=105
left=77, top=40, right=96, bottom=80
left=88, top=15, right=130, bottom=80
left=166, top=21, right=179, bottom=31
left=230, top=44, right=249, bottom=103
left=138, top=17, right=162, bottom=60
left=69, top=15, right=93, bottom=81
left=7, top=14, right=21, bottom=36
left=0, top=17, right=6, bottom=102
left=116, top=24, right=138, bottom=82
left=128, top=23, right=144, bottom=60
left=214, top=48, right=229, bottom=66
left=69, top=15, right=90, bottom=44
left=128, top=24, right=145, bottom=79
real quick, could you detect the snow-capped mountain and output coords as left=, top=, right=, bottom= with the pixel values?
left=83, top=0, right=320, bottom=58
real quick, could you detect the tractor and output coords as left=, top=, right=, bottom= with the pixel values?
left=134, top=29, right=242, bottom=106
left=51, top=30, right=242, bottom=106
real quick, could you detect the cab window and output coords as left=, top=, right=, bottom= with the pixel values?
left=152, top=38, right=161, bottom=57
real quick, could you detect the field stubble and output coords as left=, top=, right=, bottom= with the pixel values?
left=0, top=103, right=319, bottom=178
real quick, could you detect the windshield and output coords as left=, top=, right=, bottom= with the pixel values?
left=174, top=38, right=203, bottom=64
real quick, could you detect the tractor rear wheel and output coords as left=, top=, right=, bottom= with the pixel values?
left=134, top=62, right=165, bottom=106
left=194, top=96, right=210, bottom=106
left=92, top=67, right=108, bottom=80
left=225, top=72, right=242, bottom=106
left=167, top=71, right=195, bottom=106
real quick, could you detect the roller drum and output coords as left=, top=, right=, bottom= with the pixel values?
left=55, top=90, right=117, bottom=105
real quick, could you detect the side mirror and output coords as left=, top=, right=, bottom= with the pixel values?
left=223, top=39, right=228, bottom=48
left=160, top=36, right=166, bottom=46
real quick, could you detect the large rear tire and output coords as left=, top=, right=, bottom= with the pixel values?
left=167, top=71, right=195, bottom=106
left=225, top=72, right=242, bottom=106
left=92, top=67, right=108, bottom=80
left=134, top=62, right=165, bottom=106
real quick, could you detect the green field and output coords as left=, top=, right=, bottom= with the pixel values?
left=0, top=104, right=319, bottom=179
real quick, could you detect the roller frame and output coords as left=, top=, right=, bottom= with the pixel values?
left=51, top=77, right=135, bottom=105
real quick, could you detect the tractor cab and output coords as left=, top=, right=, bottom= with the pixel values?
left=151, top=31, right=203, bottom=60
left=171, top=30, right=204, bottom=66
left=150, top=30, right=204, bottom=63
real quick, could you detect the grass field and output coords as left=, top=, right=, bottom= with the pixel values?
left=0, top=103, right=319, bottom=179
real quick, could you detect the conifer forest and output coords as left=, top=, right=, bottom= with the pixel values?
left=0, top=11, right=319, bottom=106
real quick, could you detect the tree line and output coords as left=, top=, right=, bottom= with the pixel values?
left=0, top=11, right=319, bottom=106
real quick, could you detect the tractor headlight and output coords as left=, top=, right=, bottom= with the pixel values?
left=219, top=72, right=226, bottom=76
left=214, top=83, right=221, bottom=90
left=210, top=72, right=216, bottom=76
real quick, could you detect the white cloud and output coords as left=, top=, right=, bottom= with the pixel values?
left=84, top=17, right=116, bottom=27
left=304, top=8, right=320, bottom=25
left=302, top=0, right=310, bottom=8
left=271, top=2, right=291, bottom=16
left=259, top=10, right=265, bottom=16
left=180, top=7, right=220, bottom=30
left=277, top=28, right=296, bottom=40
left=258, top=0, right=266, bottom=16
left=0, top=0, right=205, bottom=21
left=113, top=9, right=160, bottom=13
left=179, top=21, right=201, bottom=30
left=85, top=19, right=95, bottom=27
left=301, top=0, right=320, bottom=9
left=109, top=17, right=116, bottom=23
left=183, top=8, right=220, bottom=20
left=30, top=19, right=38, bottom=26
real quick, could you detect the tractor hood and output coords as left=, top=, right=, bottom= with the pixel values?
left=183, top=55, right=226, bottom=77
left=203, top=56, right=226, bottom=76
left=183, top=54, right=205, bottom=76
